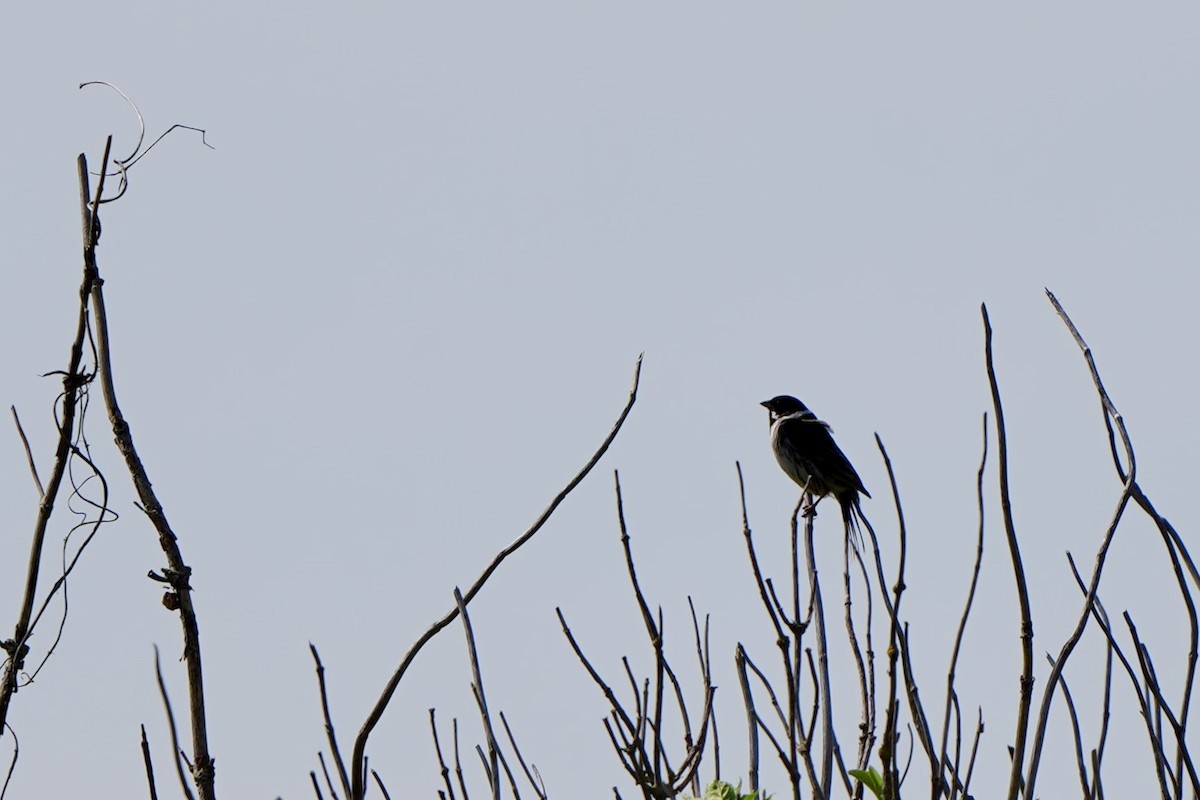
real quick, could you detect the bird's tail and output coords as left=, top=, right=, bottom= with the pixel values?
left=840, top=493, right=867, bottom=557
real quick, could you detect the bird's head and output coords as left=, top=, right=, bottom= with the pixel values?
left=760, top=395, right=811, bottom=423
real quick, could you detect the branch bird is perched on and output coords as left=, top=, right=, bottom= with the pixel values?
left=761, top=395, right=870, bottom=538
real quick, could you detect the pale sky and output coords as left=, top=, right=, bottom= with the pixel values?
left=2, top=3, right=1198, bottom=798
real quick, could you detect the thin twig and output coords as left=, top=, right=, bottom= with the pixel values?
left=309, top=644, right=350, bottom=798
left=557, top=610, right=641, bottom=758
left=430, top=710, right=458, bottom=800
left=0, top=724, right=18, bottom=800
left=612, top=473, right=667, bottom=784
left=1124, top=614, right=1200, bottom=794
left=9, top=408, right=44, bottom=497
left=736, top=464, right=788, bottom=650
left=1066, top=555, right=1172, bottom=798
left=24, top=440, right=113, bottom=681
left=1046, top=653, right=1090, bottom=796
left=370, top=770, right=393, bottom=800
left=317, top=752, right=339, bottom=800
left=454, top=588, right=501, bottom=800
left=803, top=507, right=835, bottom=798
left=453, top=718, right=470, bottom=800
left=961, top=708, right=984, bottom=800
left=499, top=712, right=547, bottom=799
left=154, top=646, right=196, bottom=800
left=1092, top=639, right=1113, bottom=799
left=842, top=528, right=871, bottom=775
left=141, top=724, right=160, bottom=800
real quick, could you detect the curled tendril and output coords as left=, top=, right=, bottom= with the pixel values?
left=78, top=81, right=214, bottom=204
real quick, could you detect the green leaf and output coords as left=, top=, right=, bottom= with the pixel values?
left=849, top=767, right=886, bottom=799
left=682, top=780, right=771, bottom=800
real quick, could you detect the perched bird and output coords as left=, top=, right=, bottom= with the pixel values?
left=761, top=395, right=870, bottom=538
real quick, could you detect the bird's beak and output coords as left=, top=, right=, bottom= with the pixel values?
left=759, top=400, right=770, bottom=409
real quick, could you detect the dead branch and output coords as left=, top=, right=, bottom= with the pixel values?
left=347, top=354, right=642, bottom=800
left=308, top=645, right=350, bottom=798
left=154, top=647, right=196, bottom=800
left=454, top=588, right=501, bottom=800
left=79, top=145, right=217, bottom=799
left=938, top=414, right=988, bottom=797
left=0, top=139, right=109, bottom=740
left=141, top=724, right=160, bottom=800
left=981, top=303, right=1035, bottom=800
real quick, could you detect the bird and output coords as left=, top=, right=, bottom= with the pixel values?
left=761, top=395, right=870, bottom=541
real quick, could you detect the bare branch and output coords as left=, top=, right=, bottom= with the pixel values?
left=349, top=355, right=642, bottom=799
left=735, top=463, right=788, bottom=649
left=981, top=303, right=1035, bottom=800
left=140, top=724, right=160, bottom=800
left=802, top=506, right=836, bottom=797
left=45, top=138, right=219, bottom=799
left=369, top=770, right=393, bottom=800
left=499, top=712, right=547, bottom=800
left=430, top=710, right=458, bottom=800
left=453, top=719, right=470, bottom=800
left=317, top=752, right=339, bottom=800
left=1065, top=554, right=1172, bottom=798
left=0, top=724, right=19, bottom=800
left=1123, top=614, right=1200, bottom=794
left=154, top=646, right=196, bottom=800
left=1046, top=653, right=1090, bottom=795
left=9, top=408, right=44, bottom=498
left=0, top=140, right=111, bottom=738
left=454, top=588, right=500, bottom=800
left=939, top=413, right=988, bottom=797
left=309, top=644, right=350, bottom=798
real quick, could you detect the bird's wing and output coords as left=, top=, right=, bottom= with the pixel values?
left=777, top=416, right=870, bottom=498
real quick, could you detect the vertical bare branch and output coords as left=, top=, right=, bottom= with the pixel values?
left=0, top=140, right=112, bottom=737
left=842, top=535, right=871, bottom=775
left=0, top=725, right=18, bottom=800
left=454, top=588, right=500, bottom=800
left=308, top=645, right=350, bottom=798
left=872, top=435, right=906, bottom=800
left=735, top=463, right=788, bottom=645
left=453, top=719, right=470, bottom=800
left=153, top=646, right=196, bottom=800
left=960, top=709, right=984, bottom=800
left=939, top=413, right=988, bottom=798
left=77, top=140, right=217, bottom=798
left=316, top=753, right=340, bottom=800
left=430, top=710, right=458, bottom=800
left=981, top=303, right=1035, bottom=800
left=803, top=508, right=836, bottom=798
left=140, top=725, right=160, bottom=800
left=1092, top=641, right=1113, bottom=799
